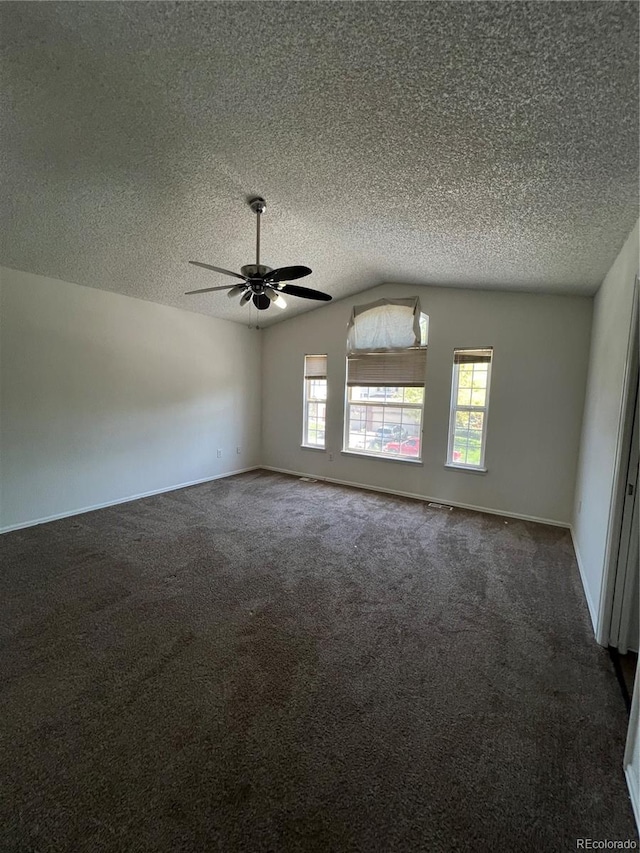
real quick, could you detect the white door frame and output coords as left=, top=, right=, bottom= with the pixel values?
left=597, top=273, right=640, bottom=835
left=624, top=674, right=640, bottom=831
left=609, top=377, right=639, bottom=653
left=597, top=274, right=639, bottom=646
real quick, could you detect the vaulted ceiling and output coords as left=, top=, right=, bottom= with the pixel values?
left=1, top=2, right=638, bottom=326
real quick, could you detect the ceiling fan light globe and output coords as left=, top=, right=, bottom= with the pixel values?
left=265, top=288, right=287, bottom=309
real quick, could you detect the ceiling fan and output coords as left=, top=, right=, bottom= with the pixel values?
left=185, top=197, right=332, bottom=311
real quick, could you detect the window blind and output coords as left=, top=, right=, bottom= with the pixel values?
left=346, top=348, right=427, bottom=387
left=453, top=348, right=492, bottom=364
left=304, top=354, right=327, bottom=378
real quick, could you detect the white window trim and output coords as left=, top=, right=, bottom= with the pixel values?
left=302, top=355, right=327, bottom=450
left=341, top=449, right=423, bottom=465
left=444, top=463, right=488, bottom=474
left=446, top=351, right=492, bottom=471
left=343, top=304, right=428, bottom=464
left=343, top=387, right=425, bottom=462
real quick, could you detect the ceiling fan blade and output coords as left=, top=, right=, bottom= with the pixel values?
left=253, top=293, right=271, bottom=311
left=265, top=288, right=287, bottom=309
left=263, top=265, right=312, bottom=283
left=227, top=284, right=246, bottom=299
left=185, top=284, right=237, bottom=295
left=189, top=261, right=247, bottom=281
left=280, top=284, right=332, bottom=302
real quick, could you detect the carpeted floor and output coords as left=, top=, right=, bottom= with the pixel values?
left=1, top=470, right=637, bottom=852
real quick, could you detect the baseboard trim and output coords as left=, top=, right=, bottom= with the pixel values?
left=260, top=465, right=570, bottom=528
left=625, top=764, right=640, bottom=835
left=1, top=463, right=573, bottom=534
left=569, top=525, right=600, bottom=640
left=0, top=466, right=260, bottom=534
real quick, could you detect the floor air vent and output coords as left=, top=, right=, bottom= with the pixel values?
left=428, top=502, right=453, bottom=510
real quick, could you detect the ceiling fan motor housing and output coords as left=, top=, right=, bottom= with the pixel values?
left=240, top=264, right=273, bottom=279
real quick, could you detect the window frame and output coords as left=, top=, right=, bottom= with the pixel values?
left=446, top=348, right=493, bottom=471
left=342, top=344, right=428, bottom=465
left=302, top=355, right=327, bottom=450
left=342, top=308, right=428, bottom=464
left=342, top=385, right=425, bottom=465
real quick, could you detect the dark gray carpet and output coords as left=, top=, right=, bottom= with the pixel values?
left=1, top=470, right=636, bottom=852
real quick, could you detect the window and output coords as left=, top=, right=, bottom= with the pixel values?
left=345, top=346, right=427, bottom=461
left=303, top=355, right=327, bottom=448
left=447, top=348, right=493, bottom=469
left=346, top=383, right=424, bottom=459
left=344, top=299, right=428, bottom=462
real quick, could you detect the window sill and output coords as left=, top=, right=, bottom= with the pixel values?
left=341, top=450, right=423, bottom=465
left=301, top=445, right=326, bottom=452
left=444, top=463, right=487, bottom=475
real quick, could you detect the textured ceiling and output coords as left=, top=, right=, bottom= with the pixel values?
left=0, top=2, right=638, bottom=327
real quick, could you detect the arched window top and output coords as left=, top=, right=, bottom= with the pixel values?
left=346, top=297, right=428, bottom=353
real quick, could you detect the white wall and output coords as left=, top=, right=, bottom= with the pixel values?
left=0, top=267, right=261, bottom=531
left=262, top=283, right=592, bottom=525
left=571, top=222, right=639, bottom=637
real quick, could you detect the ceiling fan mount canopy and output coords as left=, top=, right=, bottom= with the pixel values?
left=248, top=197, right=267, bottom=216
left=185, top=197, right=332, bottom=311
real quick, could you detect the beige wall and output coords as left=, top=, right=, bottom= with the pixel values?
left=262, top=283, right=592, bottom=525
left=0, top=267, right=261, bottom=531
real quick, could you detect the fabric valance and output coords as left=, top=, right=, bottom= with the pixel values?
left=346, top=297, right=423, bottom=354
